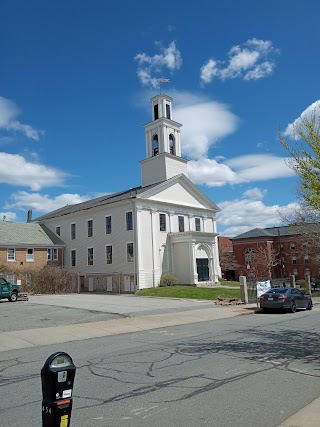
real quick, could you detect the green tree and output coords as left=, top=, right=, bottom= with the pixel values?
left=280, top=110, right=320, bottom=209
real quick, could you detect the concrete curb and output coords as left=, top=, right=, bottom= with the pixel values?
left=277, top=397, right=320, bottom=426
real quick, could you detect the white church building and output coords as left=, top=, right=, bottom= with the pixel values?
left=36, top=93, right=221, bottom=292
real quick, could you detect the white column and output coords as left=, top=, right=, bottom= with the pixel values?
left=189, top=242, right=198, bottom=284
left=188, top=215, right=193, bottom=231
left=150, top=209, right=159, bottom=287
left=136, top=209, right=144, bottom=289
left=169, top=212, right=174, bottom=232
left=202, top=216, right=206, bottom=232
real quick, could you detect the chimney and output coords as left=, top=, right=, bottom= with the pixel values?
left=27, top=210, right=33, bottom=222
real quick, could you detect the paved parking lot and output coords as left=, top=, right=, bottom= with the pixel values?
left=0, top=293, right=214, bottom=332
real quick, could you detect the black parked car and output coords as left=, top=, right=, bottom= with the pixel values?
left=260, top=287, right=313, bottom=313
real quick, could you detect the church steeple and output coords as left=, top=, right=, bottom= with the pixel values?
left=140, top=93, right=188, bottom=187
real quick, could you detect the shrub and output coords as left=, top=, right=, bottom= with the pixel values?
left=23, top=266, right=78, bottom=294
left=159, top=273, right=178, bottom=287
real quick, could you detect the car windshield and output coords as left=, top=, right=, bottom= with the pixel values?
left=266, top=288, right=288, bottom=294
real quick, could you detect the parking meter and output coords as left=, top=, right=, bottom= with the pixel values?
left=41, top=352, right=76, bottom=427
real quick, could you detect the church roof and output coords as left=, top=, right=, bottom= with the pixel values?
left=34, top=174, right=220, bottom=222
left=34, top=181, right=164, bottom=221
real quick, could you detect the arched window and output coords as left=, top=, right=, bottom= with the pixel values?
left=244, top=248, right=255, bottom=264
left=152, top=135, right=159, bottom=156
left=169, top=134, right=175, bottom=155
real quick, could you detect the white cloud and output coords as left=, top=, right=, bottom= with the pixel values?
left=5, top=192, right=92, bottom=213
left=0, top=96, right=42, bottom=140
left=134, top=41, right=182, bottom=88
left=225, top=154, right=295, bottom=181
left=188, top=154, right=295, bottom=187
left=173, top=92, right=238, bottom=159
left=200, top=59, right=219, bottom=84
left=0, top=211, right=17, bottom=222
left=0, top=153, right=67, bottom=190
left=284, top=100, right=320, bottom=138
left=200, top=38, right=279, bottom=84
left=188, top=158, right=238, bottom=186
left=217, top=188, right=300, bottom=237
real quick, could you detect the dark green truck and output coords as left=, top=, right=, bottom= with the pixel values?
left=0, top=277, right=20, bottom=302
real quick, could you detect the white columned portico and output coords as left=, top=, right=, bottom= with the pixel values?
left=135, top=208, right=145, bottom=289
left=150, top=209, right=159, bottom=286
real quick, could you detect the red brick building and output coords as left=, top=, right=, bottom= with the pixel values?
left=231, top=224, right=320, bottom=282
left=218, top=236, right=236, bottom=281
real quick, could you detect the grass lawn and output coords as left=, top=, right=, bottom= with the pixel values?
left=220, top=280, right=240, bottom=287
left=136, top=286, right=240, bottom=301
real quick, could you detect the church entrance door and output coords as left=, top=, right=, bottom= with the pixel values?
left=196, top=258, right=209, bottom=282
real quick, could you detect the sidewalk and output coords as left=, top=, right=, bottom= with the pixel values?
left=277, top=397, right=320, bottom=426
left=0, top=303, right=255, bottom=353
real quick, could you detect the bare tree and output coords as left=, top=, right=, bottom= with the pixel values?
left=219, top=246, right=239, bottom=272
left=246, top=245, right=280, bottom=280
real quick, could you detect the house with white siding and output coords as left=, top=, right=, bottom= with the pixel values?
left=35, top=93, right=221, bottom=292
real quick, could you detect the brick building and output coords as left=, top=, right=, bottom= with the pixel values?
left=0, top=221, right=64, bottom=285
left=232, top=224, right=320, bottom=282
left=218, top=236, right=236, bottom=280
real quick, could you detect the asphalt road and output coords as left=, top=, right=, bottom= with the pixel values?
left=1, top=302, right=320, bottom=427
left=0, top=294, right=214, bottom=332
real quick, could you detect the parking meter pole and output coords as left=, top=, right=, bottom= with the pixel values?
left=41, top=352, right=76, bottom=427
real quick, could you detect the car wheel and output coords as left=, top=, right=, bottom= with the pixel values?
left=290, top=301, right=297, bottom=313
left=306, top=301, right=313, bottom=310
left=9, top=292, right=18, bottom=302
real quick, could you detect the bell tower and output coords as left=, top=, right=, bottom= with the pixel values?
left=141, top=93, right=188, bottom=187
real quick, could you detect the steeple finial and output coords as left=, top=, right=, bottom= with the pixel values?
left=157, top=77, right=170, bottom=94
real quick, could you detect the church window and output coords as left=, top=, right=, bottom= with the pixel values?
left=154, top=104, right=159, bottom=120
left=87, top=219, right=93, bottom=237
left=71, top=250, right=76, bottom=267
left=106, top=245, right=112, bottom=264
left=126, top=211, right=133, bottom=230
left=159, top=213, right=166, bottom=231
left=106, top=216, right=112, bottom=234
left=178, top=215, right=184, bottom=232
left=152, top=135, right=159, bottom=156
left=71, top=223, right=76, bottom=240
left=169, top=134, right=175, bottom=155
left=88, top=248, right=94, bottom=266
left=166, top=104, right=171, bottom=119
left=195, top=217, right=201, bottom=231
left=127, top=243, right=134, bottom=262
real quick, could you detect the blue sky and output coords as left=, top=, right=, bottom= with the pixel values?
left=1, top=0, right=319, bottom=236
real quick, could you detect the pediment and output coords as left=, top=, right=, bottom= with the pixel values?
left=138, top=175, right=220, bottom=212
